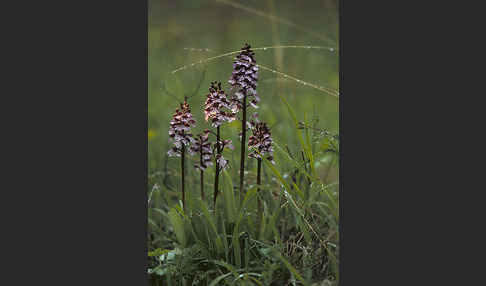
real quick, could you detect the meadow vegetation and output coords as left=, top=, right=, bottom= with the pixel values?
left=148, top=1, right=339, bottom=285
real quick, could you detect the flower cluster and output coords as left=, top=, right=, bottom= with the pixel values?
left=214, top=139, right=234, bottom=170
left=190, top=130, right=213, bottom=171
left=167, top=101, right=196, bottom=157
left=228, top=43, right=260, bottom=110
left=248, top=114, right=274, bottom=163
left=204, top=81, right=236, bottom=127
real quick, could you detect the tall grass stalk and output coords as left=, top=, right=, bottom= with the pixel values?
left=172, top=49, right=339, bottom=98
left=214, top=0, right=336, bottom=45
left=172, top=45, right=337, bottom=74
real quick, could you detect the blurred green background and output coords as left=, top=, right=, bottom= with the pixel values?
left=148, top=0, right=339, bottom=186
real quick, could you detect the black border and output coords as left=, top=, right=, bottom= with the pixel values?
left=5, top=1, right=149, bottom=284
left=6, top=0, right=463, bottom=284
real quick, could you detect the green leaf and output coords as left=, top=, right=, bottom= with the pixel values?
left=148, top=248, right=170, bottom=257
left=272, top=251, right=309, bottom=286
left=209, top=272, right=233, bottom=286
left=220, top=213, right=230, bottom=262
left=149, top=265, right=168, bottom=277
left=205, top=260, right=239, bottom=277
left=303, top=113, right=315, bottom=175
left=223, top=169, right=237, bottom=223
left=230, top=273, right=263, bottom=286
left=233, top=187, right=257, bottom=268
left=279, top=95, right=314, bottom=175
left=199, top=200, right=224, bottom=254
left=168, top=208, right=186, bottom=247
left=273, top=141, right=315, bottom=182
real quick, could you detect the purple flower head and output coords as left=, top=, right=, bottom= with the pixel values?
left=190, top=129, right=214, bottom=171
left=204, top=81, right=236, bottom=127
left=248, top=115, right=274, bottom=164
left=228, top=43, right=260, bottom=112
left=167, top=101, right=196, bottom=157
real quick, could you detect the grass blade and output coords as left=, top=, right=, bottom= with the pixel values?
left=223, top=169, right=237, bottom=223
left=168, top=208, right=187, bottom=247
left=272, top=251, right=309, bottom=286
left=209, top=273, right=233, bottom=286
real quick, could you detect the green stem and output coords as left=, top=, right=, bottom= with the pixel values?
left=181, top=144, right=185, bottom=211
left=239, top=94, right=247, bottom=199
left=200, top=147, right=205, bottom=201
left=214, top=126, right=221, bottom=208
left=257, top=158, right=262, bottom=228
